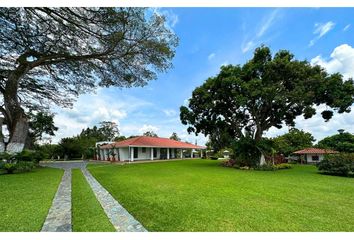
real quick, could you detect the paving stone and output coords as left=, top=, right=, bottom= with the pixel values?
left=41, top=169, right=72, bottom=232
left=81, top=168, right=148, bottom=232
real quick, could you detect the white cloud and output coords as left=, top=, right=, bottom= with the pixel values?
left=163, top=109, right=177, bottom=117
left=267, top=44, right=354, bottom=142
left=310, top=43, right=354, bottom=80
left=256, top=9, right=280, bottom=38
left=308, top=21, right=335, bottom=47
left=343, top=24, right=351, bottom=32
left=208, top=53, right=216, bottom=60
left=138, top=124, right=159, bottom=134
left=241, top=9, right=281, bottom=53
left=50, top=89, right=152, bottom=143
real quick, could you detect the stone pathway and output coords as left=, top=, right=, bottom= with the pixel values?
left=81, top=168, right=147, bottom=232
left=41, top=169, right=72, bottom=232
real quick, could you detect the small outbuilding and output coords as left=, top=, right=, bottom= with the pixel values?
left=293, top=148, right=339, bottom=164
left=97, top=136, right=206, bottom=162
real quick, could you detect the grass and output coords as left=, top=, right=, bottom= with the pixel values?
left=88, top=159, right=354, bottom=232
left=0, top=167, right=63, bottom=231
left=72, top=169, right=115, bottom=232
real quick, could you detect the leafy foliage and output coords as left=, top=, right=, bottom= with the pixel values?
left=180, top=46, right=354, bottom=143
left=272, top=128, right=315, bottom=156
left=169, top=132, right=181, bottom=141
left=317, top=132, right=354, bottom=153
left=28, top=111, right=58, bottom=143
left=0, top=8, right=178, bottom=150
left=317, top=153, right=354, bottom=176
left=143, top=131, right=158, bottom=137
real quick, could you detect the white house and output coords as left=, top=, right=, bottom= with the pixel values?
left=97, top=136, right=206, bottom=162
left=293, top=148, right=338, bottom=164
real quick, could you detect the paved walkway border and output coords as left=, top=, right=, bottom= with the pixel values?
left=81, top=168, right=147, bottom=232
left=41, top=169, right=72, bottom=232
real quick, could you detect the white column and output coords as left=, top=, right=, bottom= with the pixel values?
left=130, top=147, right=134, bottom=161
left=167, top=148, right=170, bottom=159
left=151, top=148, right=154, bottom=160
left=191, top=149, right=194, bottom=158
left=201, top=149, right=203, bottom=158
left=180, top=149, right=183, bottom=159
left=102, top=149, right=106, bottom=161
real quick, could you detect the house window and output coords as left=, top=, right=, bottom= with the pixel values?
left=134, top=147, right=138, bottom=158
left=142, top=147, right=146, bottom=153
left=312, top=155, right=319, bottom=161
left=153, top=148, right=157, bottom=158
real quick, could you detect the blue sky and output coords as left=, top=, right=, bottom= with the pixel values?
left=51, top=8, right=354, bottom=144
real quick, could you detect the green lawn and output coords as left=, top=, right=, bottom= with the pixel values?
left=0, top=167, right=63, bottom=232
left=88, top=159, right=354, bottom=232
left=72, top=169, right=115, bottom=232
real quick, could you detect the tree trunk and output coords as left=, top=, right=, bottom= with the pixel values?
left=4, top=64, right=30, bottom=153
left=0, top=117, right=5, bottom=152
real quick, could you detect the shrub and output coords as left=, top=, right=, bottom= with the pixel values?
left=317, top=153, right=354, bottom=177
left=255, top=163, right=292, bottom=171
left=220, top=159, right=236, bottom=167
left=16, top=161, right=35, bottom=172
left=3, top=163, right=17, bottom=174
left=14, top=150, right=44, bottom=164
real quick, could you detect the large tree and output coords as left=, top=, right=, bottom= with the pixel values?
left=0, top=8, right=178, bottom=152
left=317, top=130, right=354, bottom=153
left=169, top=132, right=181, bottom=141
left=272, top=128, right=315, bottom=156
left=180, top=46, right=354, bottom=160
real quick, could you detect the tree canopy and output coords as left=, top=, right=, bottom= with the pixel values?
left=169, top=132, right=181, bottom=141
left=180, top=46, right=354, bottom=144
left=272, top=128, right=315, bottom=156
left=0, top=7, right=178, bottom=152
left=317, top=131, right=354, bottom=153
left=143, top=131, right=158, bottom=137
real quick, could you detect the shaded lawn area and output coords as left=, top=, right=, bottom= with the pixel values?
left=0, top=167, right=63, bottom=232
left=88, top=160, right=354, bottom=232
left=72, top=169, right=115, bottom=232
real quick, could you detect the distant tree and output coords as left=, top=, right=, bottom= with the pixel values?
left=80, top=121, right=119, bottom=141
left=98, top=121, right=119, bottom=141
left=143, top=131, right=158, bottom=137
left=27, top=111, right=58, bottom=148
left=317, top=131, right=354, bottom=153
left=273, top=128, right=315, bottom=156
left=169, top=132, right=181, bottom=141
left=114, top=135, right=127, bottom=141
left=206, top=128, right=233, bottom=152
left=180, top=46, right=354, bottom=164
left=0, top=7, right=178, bottom=152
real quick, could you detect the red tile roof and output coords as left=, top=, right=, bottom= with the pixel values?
left=293, top=148, right=339, bottom=154
left=100, top=136, right=206, bottom=149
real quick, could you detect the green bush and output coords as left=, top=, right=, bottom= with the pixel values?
left=3, top=163, right=17, bottom=174
left=255, top=163, right=292, bottom=171
left=16, top=161, right=35, bottom=172
left=317, top=153, right=354, bottom=177
left=14, top=150, right=44, bottom=163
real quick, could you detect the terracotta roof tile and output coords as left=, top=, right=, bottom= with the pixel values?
left=100, top=136, right=206, bottom=149
left=293, top=148, right=339, bottom=154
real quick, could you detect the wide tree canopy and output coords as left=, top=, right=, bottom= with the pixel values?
left=272, top=128, right=315, bottom=156
left=180, top=46, right=354, bottom=144
left=317, top=131, right=354, bottom=153
left=0, top=7, right=178, bottom=152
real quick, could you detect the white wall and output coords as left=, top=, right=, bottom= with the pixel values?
left=306, top=154, right=324, bottom=163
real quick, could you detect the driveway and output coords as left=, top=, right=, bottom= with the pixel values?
left=40, top=161, right=87, bottom=170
